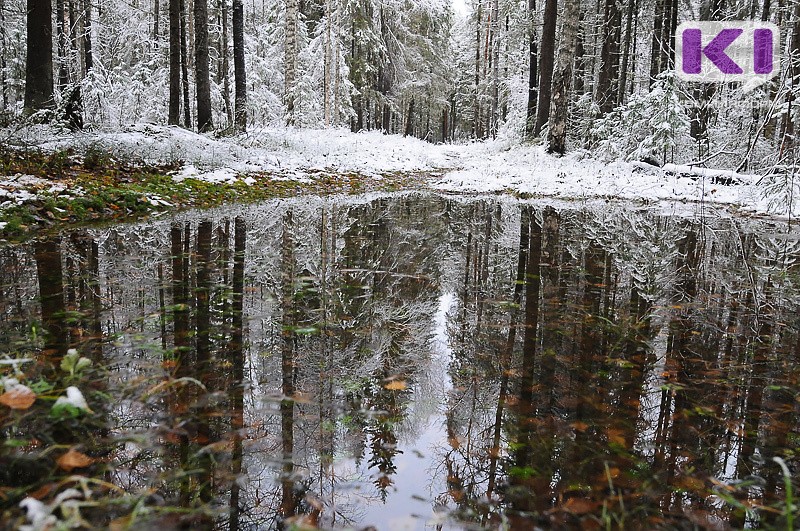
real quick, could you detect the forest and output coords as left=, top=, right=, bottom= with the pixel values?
left=1, top=0, right=798, bottom=164
left=4, top=0, right=800, bottom=530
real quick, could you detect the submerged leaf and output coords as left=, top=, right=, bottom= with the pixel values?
left=56, top=448, right=95, bottom=472
left=384, top=380, right=407, bottom=391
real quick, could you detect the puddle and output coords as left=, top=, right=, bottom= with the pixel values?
left=1, top=192, right=799, bottom=529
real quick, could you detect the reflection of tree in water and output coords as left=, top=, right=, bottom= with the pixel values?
left=435, top=201, right=800, bottom=528
left=4, top=195, right=800, bottom=528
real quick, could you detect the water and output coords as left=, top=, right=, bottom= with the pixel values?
left=1, top=192, right=800, bottom=530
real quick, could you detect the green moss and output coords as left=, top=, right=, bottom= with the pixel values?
left=0, top=148, right=436, bottom=242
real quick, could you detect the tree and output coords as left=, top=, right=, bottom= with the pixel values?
left=82, top=0, right=93, bottom=72
left=285, top=0, right=298, bottom=124
left=194, top=0, right=213, bottom=131
left=649, top=0, right=676, bottom=85
left=24, top=0, right=54, bottom=112
left=617, top=0, right=635, bottom=103
left=169, top=0, right=181, bottom=124
left=525, top=0, right=537, bottom=138
left=547, top=0, right=579, bottom=154
left=56, top=0, right=69, bottom=90
left=534, top=0, right=556, bottom=136
left=232, top=0, right=247, bottom=131
left=180, top=0, right=191, bottom=127
left=218, top=0, right=233, bottom=126
left=596, top=0, right=620, bottom=113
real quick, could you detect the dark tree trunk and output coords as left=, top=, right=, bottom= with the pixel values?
left=404, top=98, right=415, bottom=137
left=525, top=0, right=537, bottom=138
left=56, top=0, right=68, bottom=90
left=169, top=0, right=181, bottom=124
left=474, top=0, right=482, bottom=139
left=24, top=0, right=54, bottom=111
left=194, top=0, right=213, bottom=132
left=618, top=0, right=635, bottom=104
left=35, top=238, right=68, bottom=357
left=534, top=0, right=556, bottom=136
left=233, top=0, right=247, bottom=131
left=227, top=217, right=246, bottom=531
left=83, top=0, right=93, bottom=71
left=154, top=0, right=161, bottom=42
left=547, top=0, right=580, bottom=155
left=780, top=1, right=800, bottom=156
left=180, top=0, right=192, bottom=127
left=762, top=0, right=772, bottom=21
left=649, top=0, right=664, bottom=85
left=650, top=0, right=677, bottom=85
left=596, top=0, right=620, bottom=113
left=0, top=0, right=6, bottom=110
left=219, top=0, right=232, bottom=127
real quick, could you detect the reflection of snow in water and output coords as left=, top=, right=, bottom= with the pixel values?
left=329, top=292, right=458, bottom=530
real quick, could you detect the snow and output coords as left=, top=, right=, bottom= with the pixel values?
left=19, top=488, right=83, bottom=531
left=53, top=386, right=92, bottom=413
left=1, top=123, right=795, bottom=219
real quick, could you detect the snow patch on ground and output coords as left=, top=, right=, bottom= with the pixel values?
left=0, top=123, right=793, bottom=219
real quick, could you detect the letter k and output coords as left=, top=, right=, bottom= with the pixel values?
left=683, top=28, right=743, bottom=75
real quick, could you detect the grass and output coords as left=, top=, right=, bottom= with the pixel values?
left=0, top=148, right=433, bottom=242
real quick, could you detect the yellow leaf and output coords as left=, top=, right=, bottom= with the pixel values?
left=56, top=448, right=95, bottom=472
left=0, top=387, right=36, bottom=410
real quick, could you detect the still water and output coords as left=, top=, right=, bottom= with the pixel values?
left=1, top=192, right=800, bottom=530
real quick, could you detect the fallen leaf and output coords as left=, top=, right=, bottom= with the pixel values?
left=0, top=387, right=36, bottom=410
left=384, top=380, right=407, bottom=391
left=607, top=428, right=627, bottom=446
left=562, top=497, right=598, bottom=515
left=28, top=483, right=57, bottom=500
left=570, top=421, right=589, bottom=432
left=56, top=448, right=95, bottom=472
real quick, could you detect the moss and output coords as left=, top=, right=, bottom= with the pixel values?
left=0, top=148, right=436, bottom=242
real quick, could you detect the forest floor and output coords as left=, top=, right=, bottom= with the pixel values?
left=0, top=123, right=780, bottom=240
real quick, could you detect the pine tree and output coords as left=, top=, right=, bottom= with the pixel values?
left=24, top=0, right=54, bottom=112
left=194, top=0, right=214, bottom=131
left=534, top=0, right=556, bottom=136
left=169, top=0, right=181, bottom=124
left=232, top=0, right=246, bottom=131
left=547, top=0, right=579, bottom=154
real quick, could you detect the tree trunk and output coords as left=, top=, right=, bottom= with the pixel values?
left=232, top=0, right=246, bottom=131
left=474, top=0, right=482, bottom=138
left=285, top=0, right=298, bottom=124
left=534, top=0, right=557, bottom=136
left=596, top=0, right=620, bottom=113
left=83, top=0, right=93, bottom=72
left=219, top=0, right=232, bottom=127
left=404, top=98, right=415, bottom=137
left=780, top=1, right=800, bottom=157
left=194, top=0, right=213, bottom=132
left=55, top=0, right=68, bottom=89
left=490, top=0, right=499, bottom=138
left=0, top=0, right=6, bottom=111
left=25, top=0, right=54, bottom=112
left=617, top=0, right=635, bottom=104
left=547, top=0, right=579, bottom=155
left=649, top=0, right=664, bottom=85
left=180, top=0, right=192, bottom=127
left=573, top=13, right=585, bottom=95
left=169, top=0, right=181, bottom=124
left=324, top=0, right=332, bottom=125
left=155, top=0, right=161, bottom=43
left=650, top=0, right=676, bottom=85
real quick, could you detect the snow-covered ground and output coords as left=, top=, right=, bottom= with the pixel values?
left=1, top=123, right=794, bottom=219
